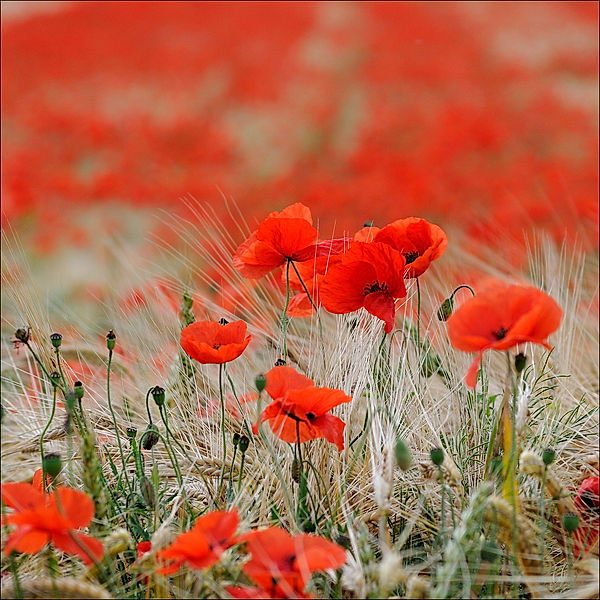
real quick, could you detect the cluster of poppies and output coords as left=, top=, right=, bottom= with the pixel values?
left=151, top=507, right=346, bottom=598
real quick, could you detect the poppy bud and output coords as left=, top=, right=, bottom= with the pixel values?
left=73, top=381, right=84, bottom=400
left=219, top=318, right=229, bottom=326
left=291, top=458, right=301, bottom=483
left=255, top=374, right=267, bottom=393
left=126, top=427, right=137, bottom=439
left=480, top=540, right=500, bottom=563
left=233, top=432, right=241, bottom=447
left=394, top=438, right=412, bottom=471
left=141, top=425, right=160, bottom=450
left=151, top=386, right=165, bottom=407
left=106, top=330, right=116, bottom=351
left=437, top=297, right=454, bottom=321
left=14, top=328, right=30, bottom=343
left=50, top=371, right=61, bottom=387
left=43, top=453, right=62, bottom=478
left=562, top=513, right=580, bottom=532
left=430, top=447, right=444, bottom=466
left=139, top=476, right=155, bottom=508
left=542, top=447, right=556, bottom=466
left=274, top=358, right=286, bottom=367
left=181, top=291, right=194, bottom=311
left=514, top=352, right=527, bottom=373
left=50, top=333, right=63, bottom=349
left=238, top=435, right=250, bottom=453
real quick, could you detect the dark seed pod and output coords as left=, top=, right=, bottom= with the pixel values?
left=151, top=386, right=166, bottom=407
left=126, top=427, right=137, bottom=439
left=562, top=513, right=579, bottom=532
left=141, top=425, right=160, bottom=450
left=238, top=435, right=250, bottom=453
left=291, top=458, right=301, bottom=483
left=274, top=358, right=286, bottom=367
left=50, top=371, right=62, bottom=387
left=73, top=381, right=84, bottom=400
left=542, top=447, right=556, bottom=466
left=219, top=318, right=229, bottom=326
left=514, top=352, right=527, bottom=373
left=232, top=432, right=241, bottom=447
left=106, top=330, right=116, bottom=351
left=50, top=333, right=63, bottom=349
left=14, top=328, right=30, bottom=343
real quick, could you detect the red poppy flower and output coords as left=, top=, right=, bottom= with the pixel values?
left=237, top=527, right=346, bottom=598
left=319, top=242, right=407, bottom=333
left=446, top=281, right=562, bottom=387
left=1, top=482, right=103, bottom=565
left=374, top=217, right=447, bottom=277
left=573, top=476, right=599, bottom=558
left=156, top=508, right=238, bottom=574
left=233, top=203, right=346, bottom=279
left=180, top=320, right=251, bottom=364
left=253, top=366, right=351, bottom=450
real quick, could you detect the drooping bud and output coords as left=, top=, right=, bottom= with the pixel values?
left=151, top=386, right=165, bottom=407
left=73, top=381, right=84, bottom=400
left=43, top=453, right=62, bottom=478
left=514, top=352, right=527, bottom=373
left=50, top=371, right=62, bottom=387
left=437, top=297, right=454, bottom=321
left=141, top=424, right=160, bottom=450
left=14, top=328, right=30, bottom=344
left=430, top=447, right=444, bottom=467
left=126, top=427, right=137, bottom=439
left=542, top=447, right=556, bottom=466
left=274, top=358, right=286, bottom=367
left=255, top=373, right=267, bottom=393
left=480, top=540, right=500, bottom=563
left=394, top=438, right=412, bottom=471
left=238, top=435, right=250, bottom=453
left=562, top=513, right=580, bottom=532
left=50, top=333, right=63, bottom=349
left=106, top=330, right=116, bottom=351
left=139, top=476, right=155, bottom=508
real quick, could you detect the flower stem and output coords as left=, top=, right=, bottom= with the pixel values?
left=39, top=385, right=57, bottom=493
left=217, top=363, right=227, bottom=502
left=282, top=259, right=291, bottom=361
left=450, top=284, right=476, bottom=300
left=106, top=348, right=130, bottom=492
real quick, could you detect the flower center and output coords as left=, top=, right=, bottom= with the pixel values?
left=364, top=281, right=388, bottom=295
left=492, top=327, right=508, bottom=340
left=403, top=251, right=420, bottom=264
left=213, top=344, right=221, bottom=350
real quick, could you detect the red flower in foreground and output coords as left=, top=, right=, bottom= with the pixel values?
left=156, top=508, right=238, bottom=574
left=1, top=482, right=103, bottom=565
left=374, top=217, right=447, bottom=278
left=180, top=320, right=251, bottom=364
left=319, top=242, right=407, bottom=333
left=573, top=476, right=599, bottom=558
left=233, top=203, right=346, bottom=279
left=446, top=281, right=562, bottom=387
left=253, top=366, right=351, bottom=450
left=234, top=527, right=347, bottom=599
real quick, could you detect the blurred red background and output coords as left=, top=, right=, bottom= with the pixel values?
left=2, top=1, right=598, bottom=256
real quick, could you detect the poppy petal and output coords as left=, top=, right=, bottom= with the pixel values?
left=363, top=291, right=396, bottom=333
left=285, top=387, right=352, bottom=415
left=1, top=483, right=46, bottom=512
left=465, top=353, right=484, bottom=388
left=52, top=487, right=95, bottom=529
left=265, top=366, right=313, bottom=399
left=256, top=217, right=318, bottom=260
left=52, top=531, right=104, bottom=565
left=308, top=414, right=346, bottom=451
left=4, top=527, right=48, bottom=554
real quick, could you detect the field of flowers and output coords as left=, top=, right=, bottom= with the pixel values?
left=1, top=2, right=598, bottom=599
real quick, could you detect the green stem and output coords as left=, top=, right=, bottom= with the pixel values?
left=217, top=364, right=227, bottom=502
left=439, top=467, right=446, bottom=547
left=282, top=259, right=291, bottom=361
left=238, top=449, right=246, bottom=494
left=224, top=366, right=253, bottom=440
left=288, top=260, right=327, bottom=371
left=54, top=348, right=68, bottom=391
left=39, top=385, right=58, bottom=493
left=450, top=284, right=476, bottom=300
left=539, top=466, right=548, bottom=575
left=25, top=342, right=67, bottom=395
left=106, top=349, right=131, bottom=492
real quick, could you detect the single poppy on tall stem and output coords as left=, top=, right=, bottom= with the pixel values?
left=180, top=319, right=252, bottom=503
left=446, top=280, right=562, bottom=562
